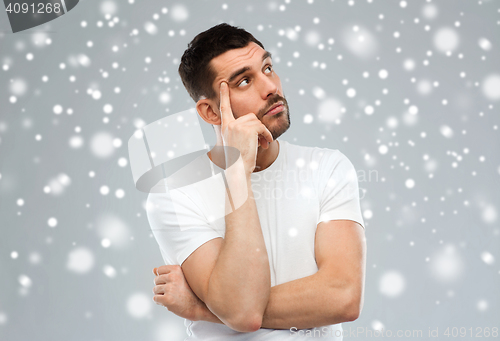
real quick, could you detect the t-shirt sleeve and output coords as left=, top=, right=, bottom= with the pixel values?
left=146, top=186, right=223, bottom=266
left=317, top=150, right=365, bottom=229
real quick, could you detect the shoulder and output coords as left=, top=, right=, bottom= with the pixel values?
left=291, top=143, right=359, bottom=184
left=145, top=179, right=171, bottom=209
left=285, top=140, right=348, bottom=166
left=145, top=181, right=194, bottom=220
left=145, top=188, right=171, bottom=224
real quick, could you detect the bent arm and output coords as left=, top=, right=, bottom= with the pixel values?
left=192, top=219, right=366, bottom=330
left=194, top=270, right=354, bottom=329
left=182, top=171, right=270, bottom=332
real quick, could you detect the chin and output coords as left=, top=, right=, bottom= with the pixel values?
left=268, top=112, right=291, bottom=140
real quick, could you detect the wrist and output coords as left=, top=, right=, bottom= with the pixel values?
left=195, top=303, right=222, bottom=323
left=224, top=168, right=252, bottom=202
left=193, top=303, right=208, bottom=321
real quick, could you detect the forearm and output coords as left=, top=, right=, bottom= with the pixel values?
left=261, top=270, right=351, bottom=329
left=206, top=171, right=270, bottom=325
left=198, top=271, right=351, bottom=330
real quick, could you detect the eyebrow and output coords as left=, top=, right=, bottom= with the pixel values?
left=227, top=51, right=273, bottom=84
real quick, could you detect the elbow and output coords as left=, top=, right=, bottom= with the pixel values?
left=226, top=313, right=263, bottom=333
left=204, top=292, right=264, bottom=332
left=344, top=305, right=360, bottom=322
left=343, top=291, right=363, bottom=322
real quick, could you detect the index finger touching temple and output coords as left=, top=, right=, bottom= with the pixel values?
left=219, top=81, right=235, bottom=125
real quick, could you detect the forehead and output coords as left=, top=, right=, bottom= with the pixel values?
left=210, top=42, right=268, bottom=86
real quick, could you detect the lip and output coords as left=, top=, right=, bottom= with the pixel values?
left=265, top=102, right=284, bottom=116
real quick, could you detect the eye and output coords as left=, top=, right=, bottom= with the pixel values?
left=237, top=65, right=273, bottom=87
left=237, top=78, right=249, bottom=87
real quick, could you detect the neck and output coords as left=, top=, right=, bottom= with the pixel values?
left=254, top=139, right=279, bottom=172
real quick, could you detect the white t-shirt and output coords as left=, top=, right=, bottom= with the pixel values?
left=146, top=139, right=365, bottom=340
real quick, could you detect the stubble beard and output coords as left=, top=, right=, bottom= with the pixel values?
left=263, top=99, right=291, bottom=141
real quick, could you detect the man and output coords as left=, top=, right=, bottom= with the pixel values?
left=146, top=23, right=366, bottom=340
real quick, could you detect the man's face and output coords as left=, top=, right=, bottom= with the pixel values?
left=210, top=42, right=290, bottom=140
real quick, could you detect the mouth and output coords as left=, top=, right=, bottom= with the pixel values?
left=265, top=101, right=284, bottom=116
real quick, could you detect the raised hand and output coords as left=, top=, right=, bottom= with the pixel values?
left=219, top=82, right=273, bottom=175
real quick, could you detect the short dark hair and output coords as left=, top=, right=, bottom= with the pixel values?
left=178, top=23, right=265, bottom=104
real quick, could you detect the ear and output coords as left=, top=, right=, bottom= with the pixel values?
left=196, top=99, right=221, bottom=126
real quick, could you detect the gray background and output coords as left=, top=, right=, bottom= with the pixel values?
left=1, top=0, right=499, bottom=340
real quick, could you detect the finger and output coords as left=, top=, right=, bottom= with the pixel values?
left=154, top=274, right=169, bottom=285
left=241, top=120, right=271, bottom=148
left=255, top=123, right=274, bottom=144
left=156, top=265, right=177, bottom=275
left=153, top=267, right=158, bottom=276
left=258, top=135, right=269, bottom=149
left=219, top=82, right=235, bottom=126
left=235, top=112, right=258, bottom=123
left=244, top=123, right=269, bottom=148
left=153, top=285, right=165, bottom=295
left=246, top=120, right=273, bottom=144
left=153, top=294, right=164, bottom=305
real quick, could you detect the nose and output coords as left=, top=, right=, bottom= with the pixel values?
left=259, top=73, right=279, bottom=100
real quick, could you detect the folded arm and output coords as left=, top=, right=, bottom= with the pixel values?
left=155, top=219, right=366, bottom=330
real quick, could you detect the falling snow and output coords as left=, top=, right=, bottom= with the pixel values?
left=379, top=270, right=406, bottom=298
left=126, top=292, right=153, bottom=319
left=1, top=0, right=499, bottom=339
left=66, top=247, right=95, bottom=274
